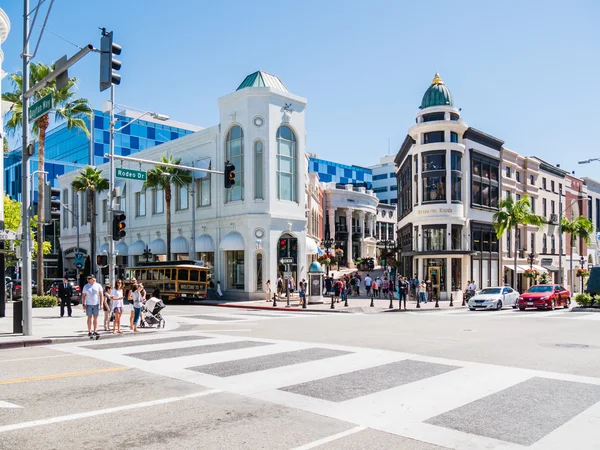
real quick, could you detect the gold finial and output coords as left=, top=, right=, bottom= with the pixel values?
left=431, top=72, right=444, bottom=86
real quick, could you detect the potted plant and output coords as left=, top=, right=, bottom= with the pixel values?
left=538, top=271, right=551, bottom=285
left=524, top=268, right=538, bottom=280
left=576, top=268, right=590, bottom=278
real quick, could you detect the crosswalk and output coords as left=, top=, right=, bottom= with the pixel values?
left=52, top=329, right=600, bottom=450
left=407, top=307, right=600, bottom=321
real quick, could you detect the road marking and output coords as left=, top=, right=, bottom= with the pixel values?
left=0, top=366, right=131, bottom=385
left=292, top=426, right=366, bottom=449
left=0, top=354, right=73, bottom=364
left=0, top=401, right=22, bottom=409
left=0, top=389, right=220, bottom=433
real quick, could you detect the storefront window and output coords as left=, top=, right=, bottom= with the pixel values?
left=424, top=258, right=447, bottom=297
left=226, top=250, right=244, bottom=289
left=422, top=152, right=446, bottom=171
left=256, top=253, right=263, bottom=291
left=471, top=223, right=499, bottom=289
left=471, top=152, right=500, bottom=209
left=452, top=258, right=462, bottom=290
left=451, top=225, right=462, bottom=250
left=423, top=176, right=446, bottom=202
left=423, top=226, right=446, bottom=251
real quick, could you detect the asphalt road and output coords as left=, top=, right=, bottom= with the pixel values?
left=1, top=305, right=599, bottom=449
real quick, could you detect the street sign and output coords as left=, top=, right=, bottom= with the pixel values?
left=284, top=272, right=292, bottom=279
left=116, top=168, right=147, bottom=181
left=74, top=252, right=85, bottom=270
left=0, top=230, right=18, bottom=240
left=28, top=93, right=53, bottom=123
left=280, top=257, right=293, bottom=264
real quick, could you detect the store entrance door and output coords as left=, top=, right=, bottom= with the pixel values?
left=428, top=266, right=441, bottom=300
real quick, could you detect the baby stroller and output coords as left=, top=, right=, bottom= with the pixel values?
left=139, top=297, right=166, bottom=328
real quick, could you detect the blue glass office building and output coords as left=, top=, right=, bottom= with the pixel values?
left=4, top=109, right=199, bottom=202
left=308, top=157, right=372, bottom=187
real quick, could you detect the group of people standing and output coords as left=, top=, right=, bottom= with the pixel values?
left=62, top=274, right=155, bottom=338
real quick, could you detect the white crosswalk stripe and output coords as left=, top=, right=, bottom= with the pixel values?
left=51, top=331, right=600, bottom=450
left=406, top=308, right=600, bottom=321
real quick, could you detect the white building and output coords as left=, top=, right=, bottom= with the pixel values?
left=58, top=71, right=313, bottom=300
left=369, top=155, right=397, bottom=205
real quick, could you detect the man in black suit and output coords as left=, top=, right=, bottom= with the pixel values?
left=58, top=276, right=74, bottom=317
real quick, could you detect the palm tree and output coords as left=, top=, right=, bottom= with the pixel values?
left=3, top=62, right=92, bottom=293
left=561, top=216, right=593, bottom=292
left=143, top=155, right=192, bottom=259
left=71, top=167, right=109, bottom=278
left=493, top=194, right=545, bottom=291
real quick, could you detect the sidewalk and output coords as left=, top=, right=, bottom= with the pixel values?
left=0, top=302, right=158, bottom=349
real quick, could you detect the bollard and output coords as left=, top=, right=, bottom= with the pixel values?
left=272, top=292, right=277, bottom=307
left=449, top=293, right=454, bottom=307
left=331, top=294, right=335, bottom=309
left=370, top=292, right=374, bottom=307
left=388, top=292, right=393, bottom=309
left=344, top=295, right=348, bottom=307
left=302, top=295, right=307, bottom=309
left=461, top=294, right=466, bottom=307
left=435, top=297, right=439, bottom=308
left=417, top=296, right=421, bottom=308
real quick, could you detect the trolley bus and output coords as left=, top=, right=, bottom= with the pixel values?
left=124, top=261, right=209, bottom=302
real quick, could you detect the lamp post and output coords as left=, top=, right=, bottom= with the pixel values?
left=580, top=255, right=586, bottom=293
left=142, top=246, right=153, bottom=263
left=528, top=252, right=535, bottom=270
left=321, top=238, right=334, bottom=276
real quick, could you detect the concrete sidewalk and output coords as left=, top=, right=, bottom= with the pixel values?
left=0, top=302, right=158, bottom=349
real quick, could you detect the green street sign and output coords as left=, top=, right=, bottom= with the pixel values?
left=116, top=168, right=147, bottom=181
left=28, top=93, right=53, bottom=123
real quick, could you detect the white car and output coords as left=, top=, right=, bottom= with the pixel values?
left=468, top=286, right=519, bottom=311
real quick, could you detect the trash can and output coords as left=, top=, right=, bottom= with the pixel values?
left=13, top=300, right=23, bottom=334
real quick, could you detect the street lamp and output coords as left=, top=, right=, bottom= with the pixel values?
left=321, top=238, right=335, bottom=276
left=580, top=255, right=586, bottom=293
left=528, top=252, right=535, bottom=270
left=142, top=246, right=153, bottom=263
left=578, top=159, right=600, bottom=165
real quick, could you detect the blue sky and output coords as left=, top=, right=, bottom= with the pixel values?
left=2, top=1, right=599, bottom=178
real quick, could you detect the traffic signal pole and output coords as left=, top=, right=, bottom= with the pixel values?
left=108, top=84, right=116, bottom=288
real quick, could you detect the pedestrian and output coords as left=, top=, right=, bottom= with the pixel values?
left=277, top=275, right=284, bottom=298
left=298, top=279, right=306, bottom=306
left=82, top=275, right=104, bottom=339
left=399, top=277, right=409, bottom=310
left=58, top=276, right=73, bottom=318
left=376, top=277, right=382, bottom=298
left=418, top=280, right=427, bottom=304
left=216, top=281, right=224, bottom=299
left=382, top=276, right=389, bottom=298
left=131, top=282, right=145, bottom=332
left=289, top=276, right=295, bottom=294
left=333, top=278, right=342, bottom=303
left=364, top=273, right=372, bottom=296
left=324, top=276, right=333, bottom=297
left=426, top=279, right=433, bottom=302
left=341, top=279, right=348, bottom=304
left=112, top=279, right=124, bottom=334
left=103, top=284, right=112, bottom=332
left=126, top=282, right=139, bottom=331
left=265, top=280, right=271, bottom=302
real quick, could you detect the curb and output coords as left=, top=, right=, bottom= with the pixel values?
left=571, top=307, right=600, bottom=313
left=0, top=329, right=159, bottom=350
left=195, top=302, right=352, bottom=313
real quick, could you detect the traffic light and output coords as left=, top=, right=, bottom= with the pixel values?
left=97, top=254, right=108, bottom=267
left=224, top=161, right=236, bottom=188
left=100, top=30, right=122, bottom=92
left=42, top=182, right=52, bottom=223
left=50, top=187, right=60, bottom=221
left=112, top=211, right=126, bottom=241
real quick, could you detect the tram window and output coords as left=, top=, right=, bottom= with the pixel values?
left=134, top=270, right=141, bottom=279
left=178, top=269, right=189, bottom=281
left=200, top=271, right=207, bottom=282
left=150, top=269, right=159, bottom=280
left=189, top=270, right=199, bottom=282
left=140, top=270, right=147, bottom=280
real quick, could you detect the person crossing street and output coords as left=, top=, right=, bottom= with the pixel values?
left=82, top=275, right=105, bottom=339
left=58, top=277, right=73, bottom=318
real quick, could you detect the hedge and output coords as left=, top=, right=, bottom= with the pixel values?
left=32, top=295, right=58, bottom=308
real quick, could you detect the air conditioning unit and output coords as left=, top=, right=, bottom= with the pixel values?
left=549, top=214, right=558, bottom=224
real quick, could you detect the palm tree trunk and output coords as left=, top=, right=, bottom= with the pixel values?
left=89, top=191, right=95, bottom=279
left=165, top=185, right=172, bottom=260
left=514, top=224, right=519, bottom=291
left=36, top=115, right=49, bottom=294
left=570, top=236, right=574, bottom=292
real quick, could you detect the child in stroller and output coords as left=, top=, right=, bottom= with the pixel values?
left=139, top=289, right=166, bottom=328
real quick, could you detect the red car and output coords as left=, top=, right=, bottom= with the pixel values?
left=518, top=284, right=571, bottom=310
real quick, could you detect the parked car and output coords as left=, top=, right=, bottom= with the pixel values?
left=12, top=280, right=37, bottom=298
left=517, top=284, right=571, bottom=310
left=48, top=278, right=81, bottom=305
left=468, top=286, right=519, bottom=310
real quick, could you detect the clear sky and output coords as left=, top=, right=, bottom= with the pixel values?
left=2, top=1, right=599, bottom=178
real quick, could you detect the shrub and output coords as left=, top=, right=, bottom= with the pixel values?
left=32, top=295, right=58, bottom=308
left=538, top=272, right=551, bottom=284
left=574, top=293, right=592, bottom=308
left=593, top=295, right=600, bottom=308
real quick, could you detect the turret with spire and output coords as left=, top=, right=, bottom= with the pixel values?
left=420, top=72, right=453, bottom=109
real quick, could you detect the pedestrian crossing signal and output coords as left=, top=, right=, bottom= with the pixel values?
left=224, top=161, right=235, bottom=189
left=97, top=254, right=108, bottom=267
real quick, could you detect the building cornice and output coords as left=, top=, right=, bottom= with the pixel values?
left=395, top=135, right=415, bottom=167
left=463, top=127, right=504, bottom=151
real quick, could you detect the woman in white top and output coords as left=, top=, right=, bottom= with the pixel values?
left=111, top=280, right=124, bottom=334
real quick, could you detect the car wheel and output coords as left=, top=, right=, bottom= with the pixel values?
left=519, top=307, right=526, bottom=311
left=551, top=300, right=555, bottom=311
left=497, top=301, right=503, bottom=311
left=469, top=308, right=475, bottom=311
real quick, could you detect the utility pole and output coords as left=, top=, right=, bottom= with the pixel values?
left=21, top=0, right=33, bottom=335
left=190, top=161, right=196, bottom=258
left=107, top=84, right=115, bottom=288
left=559, top=185, right=563, bottom=285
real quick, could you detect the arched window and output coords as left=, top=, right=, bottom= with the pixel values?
left=254, top=140, right=264, bottom=199
left=276, top=125, right=297, bottom=202
left=225, top=125, right=244, bottom=202
left=551, top=235, right=556, bottom=253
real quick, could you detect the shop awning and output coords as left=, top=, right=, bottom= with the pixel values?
left=542, top=265, right=560, bottom=272
left=115, top=242, right=128, bottom=256
left=306, top=237, right=319, bottom=255
left=129, top=240, right=146, bottom=256
left=150, top=238, right=167, bottom=255
left=220, top=232, right=244, bottom=251
left=504, top=264, right=548, bottom=274
left=171, top=236, right=189, bottom=254
left=195, top=235, right=215, bottom=252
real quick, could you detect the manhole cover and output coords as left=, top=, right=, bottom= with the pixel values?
left=555, top=343, right=589, bottom=348
left=463, top=329, right=473, bottom=332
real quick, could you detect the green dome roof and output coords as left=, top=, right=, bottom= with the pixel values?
left=308, top=261, right=324, bottom=273
left=420, top=72, right=453, bottom=109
